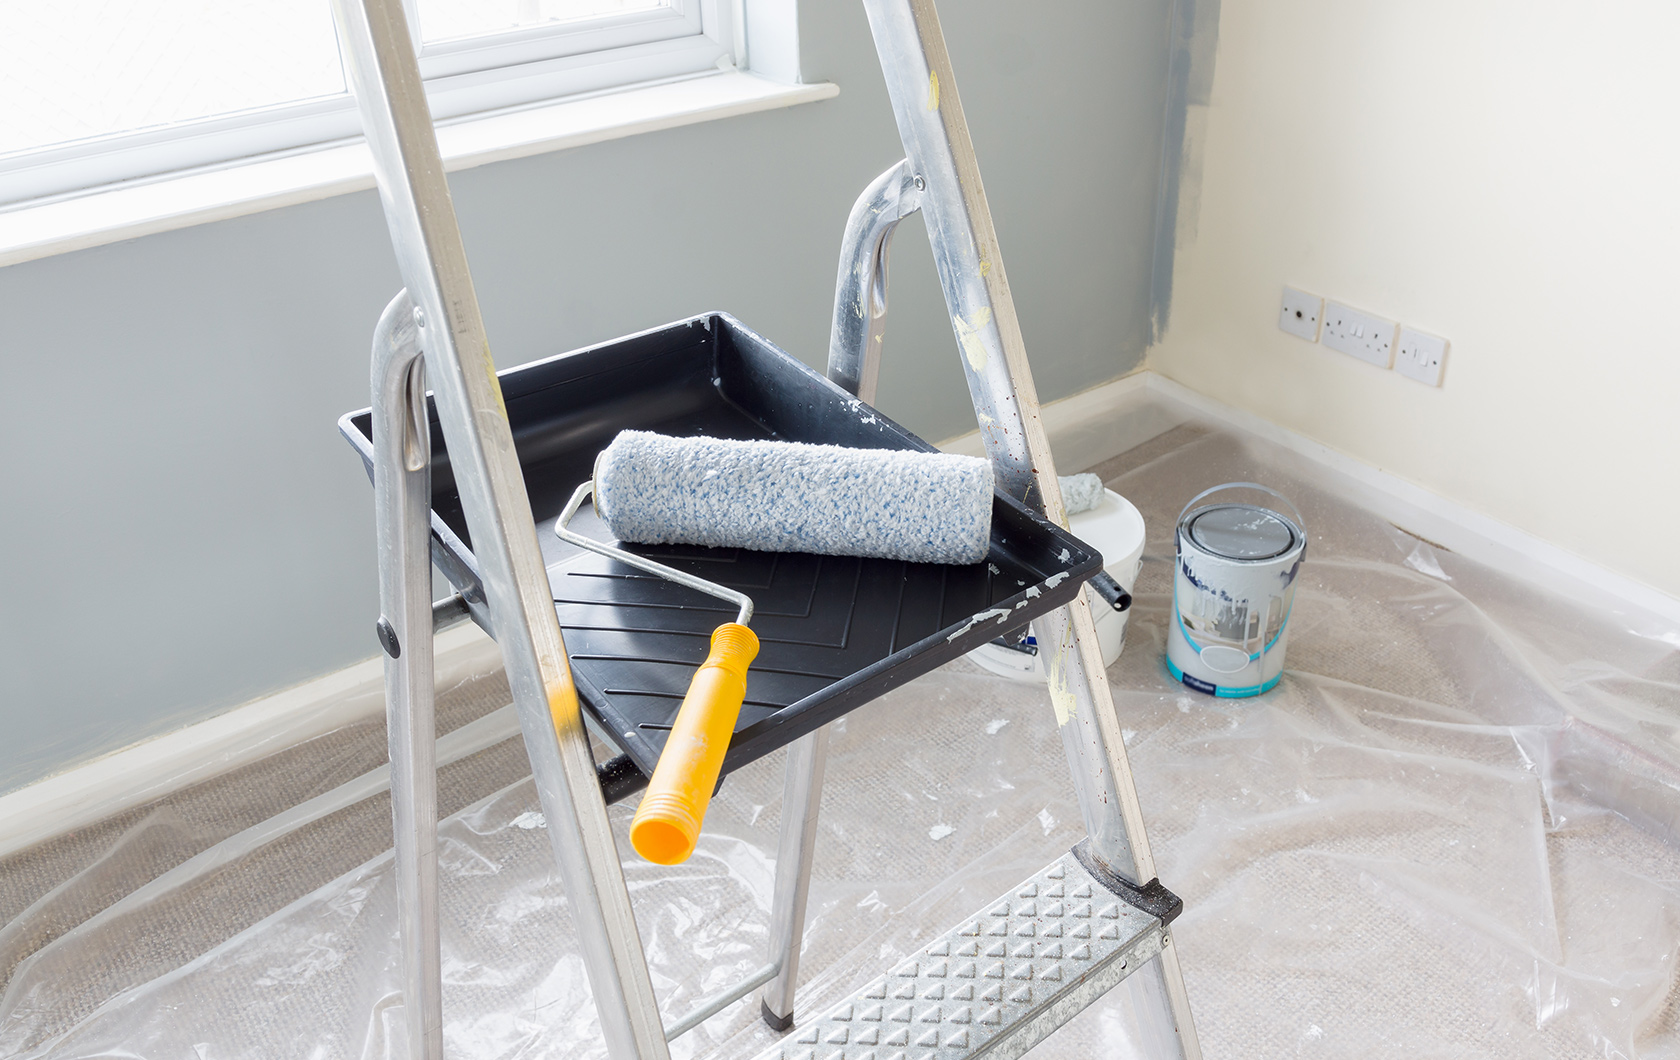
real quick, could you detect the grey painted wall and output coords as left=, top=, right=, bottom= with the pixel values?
left=0, top=0, right=1174, bottom=793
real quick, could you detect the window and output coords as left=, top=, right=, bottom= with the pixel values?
left=0, top=0, right=738, bottom=207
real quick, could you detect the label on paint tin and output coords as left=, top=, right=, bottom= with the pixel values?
left=1198, top=644, right=1251, bottom=673
left=1178, top=670, right=1217, bottom=696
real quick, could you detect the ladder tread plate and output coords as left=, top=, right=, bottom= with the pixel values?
left=754, top=850, right=1163, bottom=1060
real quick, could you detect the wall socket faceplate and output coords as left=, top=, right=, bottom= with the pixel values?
left=1278, top=286, right=1323, bottom=341
left=1395, top=327, right=1448, bottom=386
left=1321, top=301, right=1398, bottom=368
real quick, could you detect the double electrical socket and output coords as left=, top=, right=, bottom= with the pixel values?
left=1278, top=286, right=1447, bottom=387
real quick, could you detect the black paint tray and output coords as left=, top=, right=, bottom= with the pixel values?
left=341, top=313, right=1099, bottom=783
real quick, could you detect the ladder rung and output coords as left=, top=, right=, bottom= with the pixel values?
left=665, top=959, right=782, bottom=1041
left=754, top=850, right=1165, bottom=1060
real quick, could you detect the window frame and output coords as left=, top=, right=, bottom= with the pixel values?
left=0, top=0, right=739, bottom=209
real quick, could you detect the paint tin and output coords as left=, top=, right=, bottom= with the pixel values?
left=1166, top=483, right=1306, bottom=698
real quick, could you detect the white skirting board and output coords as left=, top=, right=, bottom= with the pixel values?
left=5, top=371, right=1675, bottom=859
left=1146, top=375, right=1680, bottom=632
left=941, top=370, right=1680, bottom=632
left=0, top=621, right=503, bottom=860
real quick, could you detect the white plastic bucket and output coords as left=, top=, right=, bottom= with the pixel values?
left=1166, top=482, right=1306, bottom=698
left=969, top=488, right=1145, bottom=683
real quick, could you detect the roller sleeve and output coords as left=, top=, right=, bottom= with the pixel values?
left=594, top=430, right=993, bottom=565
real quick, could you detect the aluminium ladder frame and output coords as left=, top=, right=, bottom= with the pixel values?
left=335, top=0, right=1201, bottom=1056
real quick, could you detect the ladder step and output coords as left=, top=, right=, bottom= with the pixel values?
left=756, top=849, right=1166, bottom=1060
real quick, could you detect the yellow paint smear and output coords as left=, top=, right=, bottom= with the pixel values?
left=485, top=342, right=509, bottom=419
left=1045, top=624, right=1080, bottom=727
left=953, top=306, right=992, bottom=372
left=980, top=259, right=992, bottom=277
left=927, top=71, right=940, bottom=111
left=1047, top=655, right=1075, bottom=727
left=547, top=673, right=580, bottom=732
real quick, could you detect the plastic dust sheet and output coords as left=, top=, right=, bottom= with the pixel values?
left=4, top=411, right=1680, bottom=1058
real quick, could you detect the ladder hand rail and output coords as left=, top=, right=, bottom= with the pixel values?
left=858, top=0, right=1152, bottom=887
left=827, top=157, right=923, bottom=404
left=333, top=1, right=671, bottom=1056
left=859, top=0, right=1050, bottom=514
left=371, top=289, right=443, bottom=1060
left=854, top=1, right=1202, bottom=1055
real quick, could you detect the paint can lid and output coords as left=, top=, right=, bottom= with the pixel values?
left=1186, top=504, right=1298, bottom=561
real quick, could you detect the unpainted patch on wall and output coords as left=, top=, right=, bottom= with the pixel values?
left=1149, top=0, right=1222, bottom=343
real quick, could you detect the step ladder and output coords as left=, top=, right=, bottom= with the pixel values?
left=330, top=0, right=1201, bottom=1056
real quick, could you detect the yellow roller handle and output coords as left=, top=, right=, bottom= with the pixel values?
left=630, top=623, right=759, bottom=864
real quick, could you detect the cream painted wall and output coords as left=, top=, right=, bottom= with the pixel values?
left=1148, top=0, right=1680, bottom=599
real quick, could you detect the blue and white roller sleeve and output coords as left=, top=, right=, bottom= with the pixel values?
left=594, top=430, right=994, bottom=564
left=1059, top=473, right=1105, bottom=516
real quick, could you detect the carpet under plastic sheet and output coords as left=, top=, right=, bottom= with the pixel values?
left=5, top=421, right=1680, bottom=1059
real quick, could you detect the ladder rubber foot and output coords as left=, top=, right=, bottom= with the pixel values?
left=751, top=848, right=1169, bottom=1060
left=762, top=999, right=795, bottom=1033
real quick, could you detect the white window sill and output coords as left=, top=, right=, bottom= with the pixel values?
left=0, top=70, right=837, bottom=269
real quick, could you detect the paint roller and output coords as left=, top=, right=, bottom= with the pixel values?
left=555, top=430, right=994, bottom=863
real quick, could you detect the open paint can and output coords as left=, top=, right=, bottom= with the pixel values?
left=1166, top=482, right=1306, bottom=697
left=968, top=487, right=1146, bottom=683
